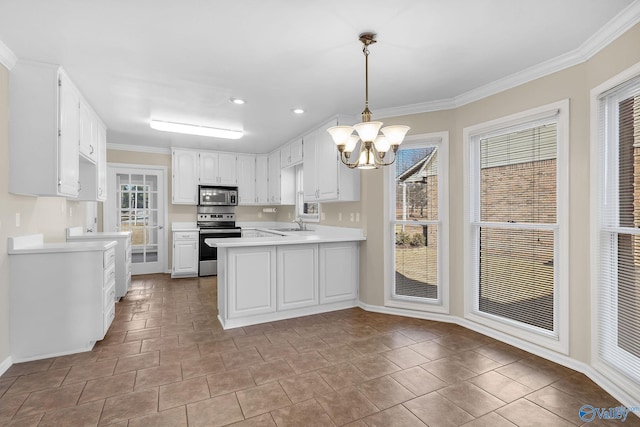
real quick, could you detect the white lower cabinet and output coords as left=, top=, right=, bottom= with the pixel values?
left=319, top=242, right=359, bottom=303
left=219, top=241, right=359, bottom=328
left=277, top=244, right=318, bottom=310
left=172, top=231, right=199, bottom=278
left=66, top=228, right=132, bottom=299
left=8, top=235, right=116, bottom=362
left=227, top=246, right=277, bottom=318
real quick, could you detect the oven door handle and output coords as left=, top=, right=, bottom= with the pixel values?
left=199, top=229, right=241, bottom=234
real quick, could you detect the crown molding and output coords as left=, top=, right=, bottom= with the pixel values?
left=0, top=39, right=17, bottom=70
left=579, top=0, right=640, bottom=60
left=377, top=0, right=640, bottom=119
left=376, top=98, right=456, bottom=120
left=107, top=143, right=171, bottom=155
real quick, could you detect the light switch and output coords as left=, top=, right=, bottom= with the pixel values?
left=350, top=213, right=354, bottom=222
left=69, top=207, right=73, bottom=217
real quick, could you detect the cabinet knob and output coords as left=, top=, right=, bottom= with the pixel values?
left=89, top=144, right=94, bottom=155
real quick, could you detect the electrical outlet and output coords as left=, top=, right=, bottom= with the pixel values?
left=61, top=202, right=65, bottom=213
left=350, top=213, right=354, bottom=222
left=15, top=213, right=21, bottom=227
left=356, top=213, right=360, bottom=222
left=338, top=212, right=342, bottom=221
left=69, top=207, right=73, bottom=217
left=288, top=212, right=291, bottom=219
left=258, top=212, right=262, bottom=218
left=321, top=212, right=326, bottom=221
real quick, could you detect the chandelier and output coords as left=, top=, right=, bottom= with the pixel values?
left=327, top=32, right=410, bottom=169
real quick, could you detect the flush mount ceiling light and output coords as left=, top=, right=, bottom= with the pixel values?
left=292, top=108, right=305, bottom=114
left=327, top=32, right=410, bottom=169
left=150, top=120, right=243, bottom=140
left=230, top=97, right=246, bottom=105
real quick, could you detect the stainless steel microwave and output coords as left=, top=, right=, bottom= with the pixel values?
left=198, top=186, right=238, bottom=206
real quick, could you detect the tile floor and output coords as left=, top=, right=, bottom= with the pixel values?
left=0, top=273, right=637, bottom=426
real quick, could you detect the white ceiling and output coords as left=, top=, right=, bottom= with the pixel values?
left=0, top=0, right=637, bottom=154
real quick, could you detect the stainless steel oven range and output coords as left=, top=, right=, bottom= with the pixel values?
left=197, top=206, right=241, bottom=276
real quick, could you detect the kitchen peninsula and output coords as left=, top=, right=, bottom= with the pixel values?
left=206, top=225, right=365, bottom=329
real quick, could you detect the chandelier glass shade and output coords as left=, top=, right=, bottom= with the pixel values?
left=327, top=32, right=410, bottom=169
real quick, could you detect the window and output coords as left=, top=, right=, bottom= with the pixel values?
left=596, top=73, right=640, bottom=388
left=295, top=165, right=319, bottom=222
left=387, top=134, right=449, bottom=313
left=465, top=101, right=568, bottom=353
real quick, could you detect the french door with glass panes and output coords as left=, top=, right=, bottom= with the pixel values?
left=106, top=165, right=166, bottom=274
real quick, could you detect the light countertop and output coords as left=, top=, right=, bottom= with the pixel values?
left=172, top=222, right=199, bottom=232
left=9, top=234, right=117, bottom=255
left=205, top=225, right=365, bottom=248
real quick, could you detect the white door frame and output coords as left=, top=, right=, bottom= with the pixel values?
left=106, top=163, right=169, bottom=275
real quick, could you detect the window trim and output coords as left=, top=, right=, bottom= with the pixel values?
left=384, top=131, right=450, bottom=314
left=590, top=61, right=640, bottom=398
left=463, top=100, right=570, bottom=355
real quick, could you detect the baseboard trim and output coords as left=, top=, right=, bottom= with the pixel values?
left=357, top=301, right=638, bottom=408
left=0, top=355, right=12, bottom=376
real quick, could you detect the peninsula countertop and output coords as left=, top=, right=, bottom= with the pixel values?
left=205, top=225, right=365, bottom=248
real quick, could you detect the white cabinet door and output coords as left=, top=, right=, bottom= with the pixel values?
left=172, top=149, right=198, bottom=204
left=172, top=233, right=198, bottom=277
left=255, top=155, right=269, bottom=204
left=280, top=144, right=291, bottom=168
left=58, top=72, right=80, bottom=198
left=319, top=242, right=359, bottom=303
left=228, top=246, right=276, bottom=318
left=316, top=128, right=339, bottom=201
left=237, top=154, right=256, bottom=205
left=290, top=138, right=303, bottom=165
left=267, top=151, right=281, bottom=204
left=199, top=151, right=219, bottom=185
left=96, top=121, right=107, bottom=201
left=218, top=153, right=238, bottom=185
left=303, top=131, right=318, bottom=201
left=79, top=100, right=97, bottom=163
left=277, top=244, right=318, bottom=311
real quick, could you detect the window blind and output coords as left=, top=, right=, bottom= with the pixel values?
left=471, top=120, right=558, bottom=333
left=598, top=75, right=640, bottom=385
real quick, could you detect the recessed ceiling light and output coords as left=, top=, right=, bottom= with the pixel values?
left=230, top=97, right=246, bottom=105
left=150, top=120, right=243, bottom=140
left=292, top=108, right=305, bottom=114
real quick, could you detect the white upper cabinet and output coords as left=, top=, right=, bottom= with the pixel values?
left=303, top=117, right=360, bottom=202
left=218, top=153, right=238, bottom=186
left=237, top=154, right=256, bottom=205
left=172, top=149, right=240, bottom=205
left=267, top=151, right=281, bottom=204
left=280, top=138, right=303, bottom=168
left=199, top=152, right=237, bottom=186
left=9, top=61, right=81, bottom=198
left=172, top=148, right=198, bottom=204
left=78, top=113, right=107, bottom=202
left=79, top=99, right=98, bottom=163
left=96, top=121, right=107, bottom=200
left=198, top=151, right=219, bottom=185
left=255, top=155, right=269, bottom=204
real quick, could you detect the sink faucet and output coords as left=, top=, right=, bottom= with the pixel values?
left=293, top=218, right=306, bottom=230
